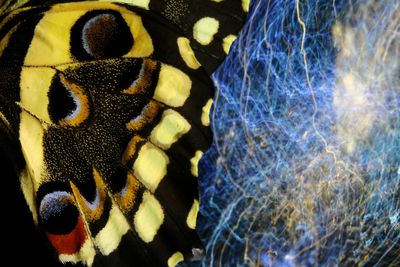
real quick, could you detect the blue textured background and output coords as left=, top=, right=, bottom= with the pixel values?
left=196, top=0, right=400, bottom=266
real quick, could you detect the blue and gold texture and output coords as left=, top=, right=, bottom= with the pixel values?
left=0, top=0, right=249, bottom=266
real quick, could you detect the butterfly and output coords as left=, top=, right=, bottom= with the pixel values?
left=0, top=0, right=249, bottom=266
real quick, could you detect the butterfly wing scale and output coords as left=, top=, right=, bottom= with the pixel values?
left=0, top=0, right=249, bottom=266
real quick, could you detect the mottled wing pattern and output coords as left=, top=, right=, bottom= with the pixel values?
left=0, top=0, right=249, bottom=266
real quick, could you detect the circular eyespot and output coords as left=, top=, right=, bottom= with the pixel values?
left=70, top=10, right=134, bottom=60
left=39, top=191, right=79, bottom=235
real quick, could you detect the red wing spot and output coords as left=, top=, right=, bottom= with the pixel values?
left=47, top=216, right=87, bottom=255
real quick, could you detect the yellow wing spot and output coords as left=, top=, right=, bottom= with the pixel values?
left=95, top=203, right=130, bottom=255
left=242, top=0, right=250, bottom=12
left=222, top=34, right=237, bottom=54
left=24, top=9, right=77, bottom=65
left=99, top=0, right=150, bottom=10
left=59, top=238, right=96, bottom=266
left=177, top=37, right=201, bottom=69
left=20, top=67, right=55, bottom=123
left=201, top=99, right=213, bottom=126
left=150, top=109, right=191, bottom=150
left=19, top=111, right=46, bottom=187
left=134, top=192, right=164, bottom=243
left=168, top=252, right=184, bottom=267
left=190, top=150, right=203, bottom=177
left=210, top=0, right=224, bottom=2
left=193, top=17, right=219, bottom=46
left=153, top=64, right=192, bottom=107
left=120, top=10, right=153, bottom=58
left=133, top=142, right=169, bottom=192
left=186, top=199, right=199, bottom=229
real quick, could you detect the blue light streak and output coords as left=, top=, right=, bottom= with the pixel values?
left=196, top=0, right=400, bottom=265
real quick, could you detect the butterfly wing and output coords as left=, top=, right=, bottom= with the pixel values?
left=0, top=1, right=249, bottom=266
